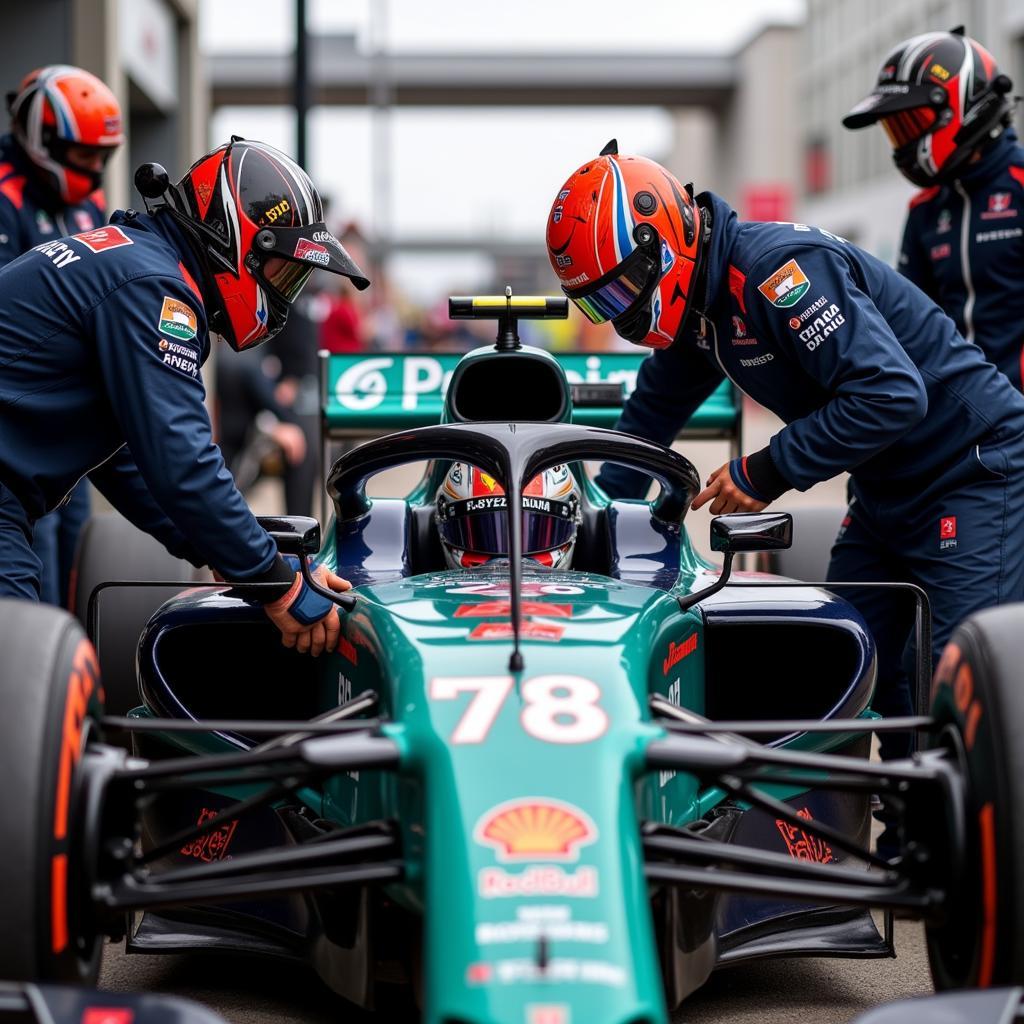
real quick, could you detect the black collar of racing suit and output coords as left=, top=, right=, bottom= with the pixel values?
left=953, top=126, right=1018, bottom=189
left=669, top=192, right=716, bottom=348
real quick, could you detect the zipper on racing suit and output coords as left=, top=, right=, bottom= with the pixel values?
left=954, top=181, right=976, bottom=343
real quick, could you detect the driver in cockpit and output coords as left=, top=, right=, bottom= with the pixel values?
left=434, top=463, right=581, bottom=570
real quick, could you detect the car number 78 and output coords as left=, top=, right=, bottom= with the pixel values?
left=428, top=674, right=608, bottom=744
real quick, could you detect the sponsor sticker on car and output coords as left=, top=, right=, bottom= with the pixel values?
left=478, top=864, right=599, bottom=898
left=475, top=798, right=597, bottom=861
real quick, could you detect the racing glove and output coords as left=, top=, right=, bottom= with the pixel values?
left=263, top=555, right=351, bottom=657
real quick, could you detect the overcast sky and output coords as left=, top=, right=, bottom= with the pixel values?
left=201, top=1, right=806, bottom=300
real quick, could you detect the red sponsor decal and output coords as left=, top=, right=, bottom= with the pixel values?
left=475, top=798, right=597, bottom=861
left=469, top=622, right=565, bottom=642
left=930, top=243, right=951, bottom=260
left=83, top=1010, right=134, bottom=1024
left=293, top=237, right=330, bottom=264
left=455, top=601, right=572, bottom=619
left=337, top=635, right=358, bottom=664
left=479, top=865, right=599, bottom=898
left=990, top=192, right=1012, bottom=212
left=940, top=516, right=957, bottom=539
left=529, top=1007, right=569, bottom=1024
left=775, top=808, right=834, bottom=864
left=663, top=633, right=698, bottom=675
left=180, top=807, right=238, bottom=862
left=788, top=316, right=800, bottom=329
left=72, top=225, right=133, bottom=252
left=466, top=962, right=492, bottom=984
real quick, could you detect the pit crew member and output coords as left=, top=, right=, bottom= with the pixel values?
left=1, top=65, right=122, bottom=606
left=843, top=29, right=1024, bottom=388
left=0, top=138, right=370, bottom=656
left=545, top=144, right=1024, bottom=816
left=436, top=463, right=581, bottom=569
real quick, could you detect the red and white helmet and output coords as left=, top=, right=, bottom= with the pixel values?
left=7, top=65, right=123, bottom=204
left=843, top=28, right=1014, bottom=187
left=546, top=141, right=705, bottom=350
left=151, top=137, right=369, bottom=351
left=435, top=463, right=581, bottom=570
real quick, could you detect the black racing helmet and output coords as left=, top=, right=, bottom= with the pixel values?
left=843, top=28, right=1014, bottom=188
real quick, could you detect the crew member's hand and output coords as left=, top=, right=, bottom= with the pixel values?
left=691, top=462, right=769, bottom=515
left=263, top=558, right=352, bottom=656
left=270, top=422, right=307, bottom=465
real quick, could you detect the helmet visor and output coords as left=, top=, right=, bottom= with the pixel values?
left=563, top=247, right=658, bottom=325
left=438, top=497, right=577, bottom=556
left=881, top=107, right=939, bottom=147
left=261, top=255, right=315, bottom=304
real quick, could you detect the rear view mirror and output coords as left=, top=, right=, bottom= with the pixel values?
left=710, top=512, right=793, bottom=553
left=257, top=515, right=321, bottom=557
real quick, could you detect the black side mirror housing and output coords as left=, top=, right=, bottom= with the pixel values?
left=710, top=512, right=793, bottom=553
left=256, top=515, right=322, bottom=557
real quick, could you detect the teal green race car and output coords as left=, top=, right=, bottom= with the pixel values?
left=4, top=295, right=1024, bottom=1024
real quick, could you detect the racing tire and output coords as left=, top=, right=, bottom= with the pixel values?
left=72, top=512, right=200, bottom=715
left=762, top=505, right=845, bottom=581
left=0, top=599, right=105, bottom=984
left=926, top=604, right=1024, bottom=989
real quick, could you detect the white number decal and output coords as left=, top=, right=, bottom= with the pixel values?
left=521, top=674, right=609, bottom=744
left=429, top=674, right=607, bottom=744
left=429, top=675, right=515, bottom=744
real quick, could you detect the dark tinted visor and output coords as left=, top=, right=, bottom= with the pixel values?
left=563, top=247, right=657, bottom=325
left=438, top=498, right=577, bottom=556
left=262, top=255, right=314, bottom=304
left=881, top=107, right=940, bottom=147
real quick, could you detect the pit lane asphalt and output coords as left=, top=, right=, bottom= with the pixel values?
left=98, top=919, right=932, bottom=1022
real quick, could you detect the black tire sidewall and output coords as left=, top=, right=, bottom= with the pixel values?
left=0, top=599, right=104, bottom=983
left=927, top=606, right=1024, bottom=988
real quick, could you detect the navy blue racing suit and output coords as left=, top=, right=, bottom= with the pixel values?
left=597, top=192, right=1024, bottom=761
left=0, top=208, right=295, bottom=599
left=0, top=132, right=107, bottom=605
left=898, top=129, right=1024, bottom=390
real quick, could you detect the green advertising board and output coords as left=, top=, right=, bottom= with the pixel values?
left=322, top=351, right=739, bottom=439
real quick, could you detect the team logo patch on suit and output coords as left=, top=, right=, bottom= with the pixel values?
left=157, top=337, right=199, bottom=379
left=937, top=209, right=952, bottom=233
left=757, top=258, right=810, bottom=308
left=158, top=297, right=198, bottom=341
left=981, top=192, right=1017, bottom=220
left=73, top=210, right=95, bottom=231
left=72, top=225, right=133, bottom=252
left=940, top=516, right=958, bottom=551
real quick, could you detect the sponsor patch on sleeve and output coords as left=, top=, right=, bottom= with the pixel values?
left=72, top=225, right=134, bottom=253
left=158, top=296, right=198, bottom=341
left=156, top=336, right=200, bottom=380
left=757, top=258, right=810, bottom=309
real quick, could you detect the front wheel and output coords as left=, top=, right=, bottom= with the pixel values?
left=926, top=604, right=1024, bottom=989
left=0, top=599, right=105, bottom=983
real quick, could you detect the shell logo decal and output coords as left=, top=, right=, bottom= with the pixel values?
left=475, top=798, right=597, bottom=861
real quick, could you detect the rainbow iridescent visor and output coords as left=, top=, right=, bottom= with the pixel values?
left=562, top=247, right=658, bottom=325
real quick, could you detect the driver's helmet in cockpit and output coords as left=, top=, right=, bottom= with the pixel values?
left=435, top=462, right=581, bottom=570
